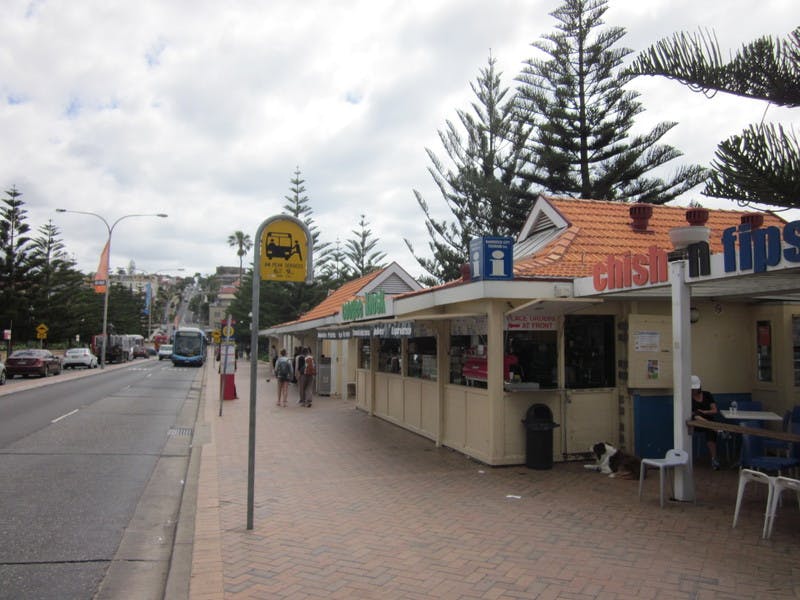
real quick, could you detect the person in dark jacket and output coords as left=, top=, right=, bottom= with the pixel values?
left=691, top=375, right=720, bottom=470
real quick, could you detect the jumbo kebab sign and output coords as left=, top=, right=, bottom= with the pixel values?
left=589, top=220, right=800, bottom=293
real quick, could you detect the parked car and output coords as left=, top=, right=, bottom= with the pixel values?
left=132, top=345, right=150, bottom=359
left=61, top=347, right=99, bottom=369
left=158, top=344, right=173, bottom=361
left=5, top=349, right=63, bottom=378
left=0, top=359, right=6, bottom=385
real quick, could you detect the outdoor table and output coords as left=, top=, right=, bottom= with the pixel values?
left=720, top=410, right=782, bottom=421
left=688, top=417, right=800, bottom=468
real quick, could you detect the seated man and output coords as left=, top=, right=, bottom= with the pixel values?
left=691, top=375, right=720, bottom=470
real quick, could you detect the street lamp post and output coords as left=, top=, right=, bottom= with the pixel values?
left=56, top=209, right=168, bottom=369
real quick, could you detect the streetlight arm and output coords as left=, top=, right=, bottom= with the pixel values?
left=56, top=208, right=111, bottom=233
left=55, top=208, right=168, bottom=369
left=56, top=209, right=168, bottom=236
left=109, top=213, right=168, bottom=235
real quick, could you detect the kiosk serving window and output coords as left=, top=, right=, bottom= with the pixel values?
left=449, top=335, right=472, bottom=384
left=506, top=330, right=557, bottom=388
left=450, top=317, right=489, bottom=387
left=378, top=338, right=401, bottom=374
left=407, top=336, right=437, bottom=380
left=565, top=315, right=615, bottom=389
left=358, top=337, right=371, bottom=369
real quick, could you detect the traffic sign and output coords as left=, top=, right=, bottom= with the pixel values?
left=212, top=330, right=221, bottom=343
left=222, top=325, right=234, bottom=337
left=259, top=218, right=309, bottom=282
left=36, top=323, right=48, bottom=335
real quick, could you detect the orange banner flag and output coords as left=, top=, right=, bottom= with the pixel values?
left=93, top=240, right=110, bottom=294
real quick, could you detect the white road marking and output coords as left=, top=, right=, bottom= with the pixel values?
left=51, top=409, right=79, bottom=423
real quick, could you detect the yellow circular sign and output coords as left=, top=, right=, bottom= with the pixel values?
left=260, top=218, right=309, bottom=282
left=222, top=325, right=234, bottom=337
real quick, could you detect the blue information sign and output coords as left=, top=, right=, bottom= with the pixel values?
left=468, top=236, right=514, bottom=281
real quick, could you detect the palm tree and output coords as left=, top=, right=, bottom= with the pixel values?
left=227, top=230, right=253, bottom=284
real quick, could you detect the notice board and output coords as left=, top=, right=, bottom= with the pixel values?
left=627, top=315, right=673, bottom=388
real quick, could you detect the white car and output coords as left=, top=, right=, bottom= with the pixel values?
left=158, top=344, right=173, bottom=361
left=61, top=348, right=99, bottom=369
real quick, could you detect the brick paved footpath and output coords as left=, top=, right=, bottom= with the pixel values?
left=187, top=359, right=800, bottom=599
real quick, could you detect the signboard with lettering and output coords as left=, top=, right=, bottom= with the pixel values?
left=469, top=236, right=514, bottom=281
left=259, top=218, right=310, bottom=282
left=342, top=290, right=387, bottom=321
left=505, top=314, right=557, bottom=331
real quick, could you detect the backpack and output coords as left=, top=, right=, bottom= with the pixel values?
left=276, top=358, right=291, bottom=380
left=304, top=356, right=316, bottom=376
left=296, top=355, right=306, bottom=375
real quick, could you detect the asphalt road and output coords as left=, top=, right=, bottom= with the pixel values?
left=0, top=358, right=202, bottom=600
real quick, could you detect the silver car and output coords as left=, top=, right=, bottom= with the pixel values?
left=157, top=344, right=173, bottom=361
left=61, top=348, right=99, bottom=369
left=0, top=359, right=5, bottom=385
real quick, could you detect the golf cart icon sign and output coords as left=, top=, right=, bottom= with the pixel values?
left=259, top=218, right=310, bottom=282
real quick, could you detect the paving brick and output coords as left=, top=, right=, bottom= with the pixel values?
left=189, top=361, right=800, bottom=599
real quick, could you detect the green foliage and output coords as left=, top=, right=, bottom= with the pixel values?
left=28, top=219, right=91, bottom=343
left=408, top=53, right=533, bottom=285
left=284, top=166, right=330, bottom=267
left=227, top=230, right=253, bottom=281
left=0, top=186, right=36, bottom=338
left=515, top=0, right=706, bottom=204
left=0, top=188, right=148, bottom=345
left=628, top=27, right=800, bottom=208
left=317, top=238, right=353, bottom=284
left=344, top=214, right=387, bottom=277
left=226, top=167, right=334, bottom=339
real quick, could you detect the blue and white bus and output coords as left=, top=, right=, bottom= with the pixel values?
left=171, top=327, right=207, bottom=367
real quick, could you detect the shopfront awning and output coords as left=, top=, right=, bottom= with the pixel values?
left=505, top=297, right=602, bottom=316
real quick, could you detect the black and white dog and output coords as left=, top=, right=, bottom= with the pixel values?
left=585, top=442, right=641, bottom=479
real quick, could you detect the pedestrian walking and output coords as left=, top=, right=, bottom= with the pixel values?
left=301, top=347, right=316, bottom=407
left=294, top=348, right=307, bottom=405
left=274, top=349, right=293, bottom=407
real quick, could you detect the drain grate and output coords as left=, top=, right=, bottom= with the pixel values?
left=168, top=427, right=193, bottom=437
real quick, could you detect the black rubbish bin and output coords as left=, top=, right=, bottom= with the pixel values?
left=521, top=404, right=560, bottom=469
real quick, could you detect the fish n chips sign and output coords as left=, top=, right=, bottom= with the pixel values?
left=589, top=220, right=800, bottom=294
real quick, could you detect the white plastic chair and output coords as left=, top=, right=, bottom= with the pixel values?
left=732, top=468, right=775, bottom=538
left=638, top=449, right=689, bottom=508
left=765, top=475, right=800, bottom=538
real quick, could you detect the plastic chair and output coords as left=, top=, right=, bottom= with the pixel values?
left=638, top=449, right=689, bottom=508
left=766, top=475, right=800, bottom=538
left=762, top=410, right=792, bottom=456
left=732, top=468, right=775, bottom=538
left=739, top=421, right=800, bottom=475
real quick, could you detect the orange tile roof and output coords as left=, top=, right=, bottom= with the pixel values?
left=514, top=197, right=786, bottom=279
left=281, top=268, right=387, bottom=326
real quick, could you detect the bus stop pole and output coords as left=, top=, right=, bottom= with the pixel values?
left=247, top=222, right=266, bottom=531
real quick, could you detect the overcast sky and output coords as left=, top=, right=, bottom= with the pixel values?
left=1, top=0, right=796, bottom=280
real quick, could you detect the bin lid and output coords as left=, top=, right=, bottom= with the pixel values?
left=523, top=421, right=560, bottom=430
left=523, top=403, right=553, bottom=423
